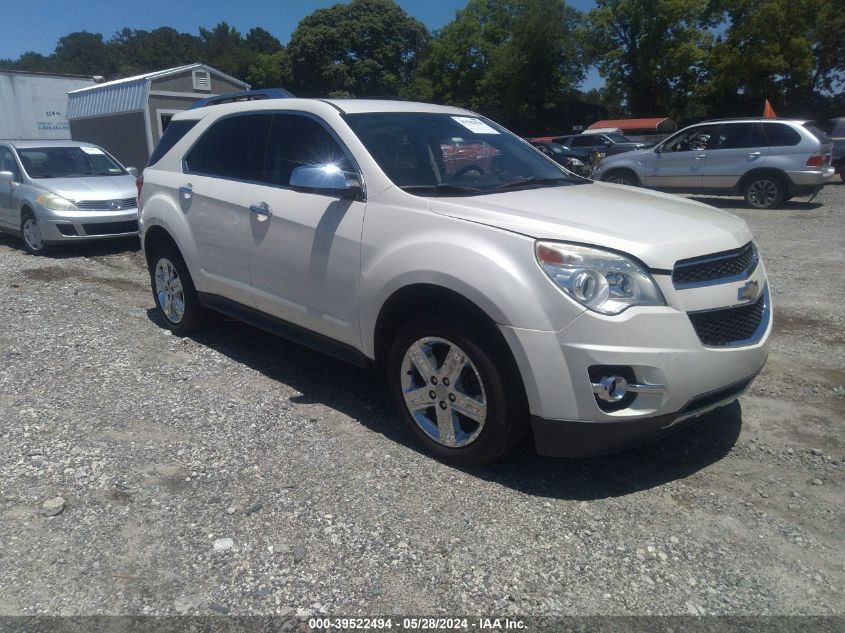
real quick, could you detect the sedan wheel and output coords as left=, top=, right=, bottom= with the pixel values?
left=400, top=336, right=487, bottom=448
left=21, top=213, right=47, bottom=254
left=149, top=244, right=205, bottom=335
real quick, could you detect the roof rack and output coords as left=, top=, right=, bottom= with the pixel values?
left=189, top=88, right=295, bottom=109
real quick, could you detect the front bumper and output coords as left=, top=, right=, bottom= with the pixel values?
left=499, top=268, right=771, bottom=457
left=34, top=206, right=139, bottom=242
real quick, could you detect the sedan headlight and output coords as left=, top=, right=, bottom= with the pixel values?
left=35, top=192, right=78, bottom=211
left=536, top=241, right=665, bottom=315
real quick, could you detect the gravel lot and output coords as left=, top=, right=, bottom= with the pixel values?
left=0, top=183, right=842, bottom=621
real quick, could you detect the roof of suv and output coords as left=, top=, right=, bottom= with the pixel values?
left=700, top=117, right=811, bottom=125
left=172, top=98, right=474, bottom=122
left=1, top=140, right=102, bottom=149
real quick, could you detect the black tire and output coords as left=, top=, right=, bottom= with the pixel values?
left=602, top=169, right=639, bottom=187
left=840, top=166, right=845, bottom=183
left=148, top=243, right=205, bottom=335
left=386, top=314, right=528, bottom=466
left=20, top=209, right=50, bottom=255
left=743, top=174, right=785, bottom=209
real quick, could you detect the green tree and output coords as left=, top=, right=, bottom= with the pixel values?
left=197, top=22, right=256, bottom=79
left=245, top=27, right=282, bottom=54
left=286, top=0, right=429, bottom=97
left=585, top=0, right=715, bottom=119
left=111, top=27, right=200, bottom=76
left=52, top=32, right=121, bottom=76
left=246, top=50, right=293, bottom=89
left=409, top=0, right=585, bottom=134
left=698, top=0, right=845, bottom=117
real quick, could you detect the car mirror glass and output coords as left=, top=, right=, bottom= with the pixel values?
left=290, top=164, right=362, bottom=199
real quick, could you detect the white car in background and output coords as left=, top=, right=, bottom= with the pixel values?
left=138, top=98, right=771, bottom=465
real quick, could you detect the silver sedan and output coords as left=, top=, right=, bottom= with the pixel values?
left=0, top=140, right=139, bottom=254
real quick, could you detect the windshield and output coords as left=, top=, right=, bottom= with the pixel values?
left=605, top=133, right=633, bottom=143
left=346, top=112, right=585, bottom=195
left=17, top=146, right=126, bottom=178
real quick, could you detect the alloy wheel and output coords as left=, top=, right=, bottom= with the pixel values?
left=400, top=337, right=487, bottom=448
left=154, top=258, right=185, bottom=324
left=747, top=179, right=779, bottom=208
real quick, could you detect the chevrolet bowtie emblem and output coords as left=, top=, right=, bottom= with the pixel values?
left=738, top=280, right=760, bottom=301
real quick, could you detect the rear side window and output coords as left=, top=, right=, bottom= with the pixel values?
left=570, top=136, right=595, bottom=148
left=763, top=123, right=801, bottom=147
left=148, top=120, right=197, bottom=167
left=802, top=123, right=830, bottom=144
left=185, top=114, right=272, bottom=180
left=715, top=123, right=766, bottom=149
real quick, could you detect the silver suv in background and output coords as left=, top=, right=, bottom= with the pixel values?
left=139, top=98, right=771, bottom=465
left=0, top=141, right=139, bottom=254
left=593, top=119, right=834, bottom=209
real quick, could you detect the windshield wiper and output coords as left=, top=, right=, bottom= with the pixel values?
left=400, top=184, right=483, bottom=196
left=490, top=177, right=571, bottom=191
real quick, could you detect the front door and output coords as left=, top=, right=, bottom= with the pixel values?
left=644, top=124, right=719, bottom=189
left=245, top=112, right=366, bottom=348
left=0, top=147, right=22, bottom=228
left=181, top=113, right=273, bottom=306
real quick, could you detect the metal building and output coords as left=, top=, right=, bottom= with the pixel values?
left=67, top=63, right=249, bottom=169
left=0, top=70, right=98, bottom=140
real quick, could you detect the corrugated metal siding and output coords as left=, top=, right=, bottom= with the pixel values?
left=67, top=80, right=149, bottom=120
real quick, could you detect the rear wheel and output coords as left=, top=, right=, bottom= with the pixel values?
left=744, top=175, right=785, bottom=209
left=20, top=210, right=49, bottom=255
left=149, top=243, right=205, bottom=335
left=386, top=314, right=527, bottom=466
left=603, top=170, right=639, bottom=187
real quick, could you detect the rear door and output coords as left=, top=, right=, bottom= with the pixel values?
left=181, top=113, right=272, bottom=306
left=244, top=112, right=366, bottom=348
left=701, top=122, right=768, bottom=190
left=644, top=124, right=718, bottom=189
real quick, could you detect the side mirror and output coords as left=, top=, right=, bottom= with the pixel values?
left=290, top=164, right=363, bottom=200
left=126, top=166, right=138, bottom=177
left=0, top=170, right=15, bottom=183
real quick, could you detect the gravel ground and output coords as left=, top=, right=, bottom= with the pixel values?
left=0, top=183, right=842, bottom=620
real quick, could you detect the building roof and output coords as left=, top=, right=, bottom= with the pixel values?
left=67, top=63, right=246, bottom=94
left=0, top=69, right=99, bottom=81
left=66, top=63, right=249, bottom=120
left=588, top=118, right=677, bottom=133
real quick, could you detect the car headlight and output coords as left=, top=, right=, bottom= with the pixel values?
left=566, top=158, right=585, bottom=166
left=35, top=192, right=79, bottom=211
left=536, top=241, right=665, bottom=315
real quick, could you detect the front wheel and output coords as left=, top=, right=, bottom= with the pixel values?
left=602, top=170, right=639, bottom=187
left=20, top=211, right=49, bottom=255
left=386, top=315, right=527, bottom=466
left=744, top=176, right=785, bottom=209
left=149, top=244, right=205, bottom=335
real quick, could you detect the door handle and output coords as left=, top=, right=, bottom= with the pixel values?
left=747, top=152, right=762, bottom=158
left=178, top=184, right=193, bottom=197
left=249, top=201, right=272, bottom=218
left=694, top=153, right=707, bottom=160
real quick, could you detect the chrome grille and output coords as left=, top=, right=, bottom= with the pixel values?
left=673, top=242, right=757, bottom=288
left=688, top=288, right=768, bottom=347
left=74, top=197, right=137, bottom=211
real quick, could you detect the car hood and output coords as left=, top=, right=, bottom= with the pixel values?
left=428, top=182, right=752, bottom=270
left=34, top=175, right=137, bottom=201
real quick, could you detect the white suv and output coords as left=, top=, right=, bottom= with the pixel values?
left=138, top=98, right=771, bottom=465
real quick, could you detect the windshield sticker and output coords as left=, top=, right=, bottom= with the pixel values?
left=80, top=147, right=105, bottom=155
left=451, top=117, right=500, bottom=135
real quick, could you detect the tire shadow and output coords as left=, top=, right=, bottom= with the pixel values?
left=147, top=311, right=742, bottom=501
left=0, top=232, right=140, bottom=257
left=686, top=195, right=823, bottom=211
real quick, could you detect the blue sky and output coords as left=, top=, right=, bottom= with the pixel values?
left=1, top=0, right=602, bottom=88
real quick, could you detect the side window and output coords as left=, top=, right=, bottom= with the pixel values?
left=185, top=114, right=272, bottom=180
left=570, top=136, right=594, bottom=148
left=715, top=123, right=766, bottom=149
left=263, top=114, right=355, bottom=187
left=0, top=148, right=21, bottom=179
left=662, top=125, right=718, bottom=152
left=763, top=123, right=801, bottom=147
left=149, top=120, right=198, bottom=167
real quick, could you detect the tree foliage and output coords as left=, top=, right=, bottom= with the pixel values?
left=408, top=0, right=585, bottom=134
left=286, top=0, right=428, bottom=97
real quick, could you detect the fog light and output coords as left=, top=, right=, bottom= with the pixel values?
left=593, top=375, right=629, bottom=402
